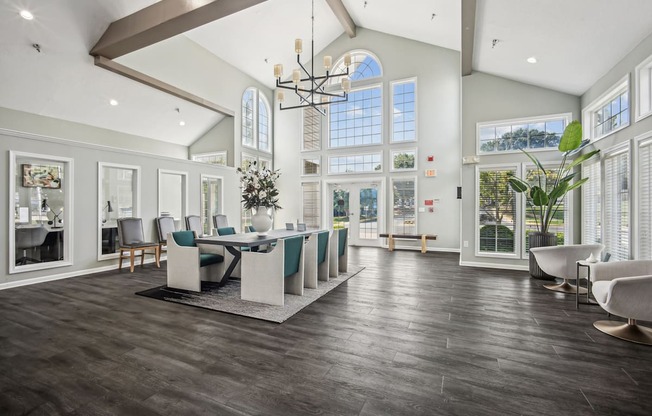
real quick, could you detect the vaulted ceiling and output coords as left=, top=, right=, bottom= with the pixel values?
left=2, top=0, right=652, bottom=147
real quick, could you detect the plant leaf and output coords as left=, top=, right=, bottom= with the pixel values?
left=558, top=120, right=583, bottom=152
left=508, top=177, right=529, bottom=193
left=549, top=181, right=569, bottom=201
left=530, top=186, right=549, bottom=206
left=567, top=177, right=589, bottom=192
left=521, top=149, right=546, bottom=173
left=567, top=149, right=601, bottom=170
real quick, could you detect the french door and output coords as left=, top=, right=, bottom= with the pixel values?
left=329, top=181, right=383, bottom=247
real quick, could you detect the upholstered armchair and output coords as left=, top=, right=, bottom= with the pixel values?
left=530, top=244, right=604, bottom=293
left=213, top=214, right=228, bottom=229
left=304, top=230, right=330, bottom=288
left=241, top=236, right=305, bottom=306
left=185, top=215, right=204, bottom=236
left=116, top=218, right=160, bottom=273
left=590, top=260, right=652, bottom=345
left=166, top=231, right=225, bottom=292
left=329, top=228, right=348, bottom=277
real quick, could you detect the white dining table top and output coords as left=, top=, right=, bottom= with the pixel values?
left=195, top=228, right=327, bottom=247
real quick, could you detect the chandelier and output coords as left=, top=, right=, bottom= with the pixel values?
left=274, top=0, right=351, bottom=116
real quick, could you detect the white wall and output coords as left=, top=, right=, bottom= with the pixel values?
left=460, top=72, right=580, bottom=268
left=0, top=114, right=240, bottom=288
left=274, top=28, right=462, bottom=251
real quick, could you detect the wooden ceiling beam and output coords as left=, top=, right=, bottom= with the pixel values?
left=91, top=0, right=267, bottom=59
left=325, top=0, right=356, bottom=38
left=461, top=0, right=477, bottom=76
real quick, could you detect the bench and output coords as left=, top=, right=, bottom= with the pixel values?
left=379, top=233, right=437, bottom=253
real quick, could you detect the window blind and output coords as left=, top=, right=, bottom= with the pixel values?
left=639, top=140, right=652, bottom=259
left=581, top=160, right=601, bottom=245
left=301, top=182, right=321, bottom=228
left=302, top=107, right=321, bottom=151
left=478, top=168, right=517, bottom=254
left=603, top=149, right=630, bottom=261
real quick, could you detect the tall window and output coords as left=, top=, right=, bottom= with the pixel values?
left=523, top=165, right=569, bottom=253
left=303, top=107, right=322, bottom=151
left=635, top=54, right=652, bottom=121
left=638, top=138, right=652, bottom=259
left=329, top=87, right=382, bottom=147
left=329, top=51, right=382, bottom=83
left=392, top=179, right=416, bottom=234
left=301, top=182, right=321, bottom=228
left=391, top=79, right=416, bottom=143
left=241, top=88, right=271, bottom=152
left=478, top=114, right=570, bottom=154
left=201, top=176, right=221, bottom=236
left=328, top=153, right=382, bottom=174
left=477, top=167, right=518, bottom=255
left=582, top=160, right=602, bottom=245
left=583, top=76, right=630, bottom=142
left=603, top=147, right=630, bottom=261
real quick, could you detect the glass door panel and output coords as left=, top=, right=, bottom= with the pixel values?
left=358, top=187, right=378, bottom=240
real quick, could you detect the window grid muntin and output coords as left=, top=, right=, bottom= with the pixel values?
left=329, top=51, right=382, bottom=85
left=328, top=153, right=382, bottom=174
left=192, top=152, right=227, bottom=166
left=478, top=114, right=570, bottom=154
left=258, top=96, right=270, bottom=152
left=242, top=89, right=255, bottom=148
left=329, top=86, right=382, bottom=148
left=391, top=79, right=416, bottom=143
left=594, top=90, right=629, bottom=138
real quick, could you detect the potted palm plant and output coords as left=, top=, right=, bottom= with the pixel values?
left=507, top=120, right=600, bottom=278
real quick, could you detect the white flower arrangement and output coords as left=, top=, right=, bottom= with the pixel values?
left=236, top=162, right=282, bottom=211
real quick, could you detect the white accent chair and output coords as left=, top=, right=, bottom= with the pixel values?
left=241, top=236, right=305, bottom=306
left=166, top=231, right=225, bottom=292
left=591, top=260, right=652, bottom=345
left=530, top=244, right=604, bottom=294
left=304, top=231, right=330, bottom=288
left=329, top=228, right=348, bottom=277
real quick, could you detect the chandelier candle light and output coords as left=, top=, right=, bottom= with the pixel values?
left=274, top=0, right=352, bottom=116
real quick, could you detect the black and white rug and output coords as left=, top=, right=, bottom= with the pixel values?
left=135, top=266, right=364, bottom=323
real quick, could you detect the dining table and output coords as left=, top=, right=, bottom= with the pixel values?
left=194, top=228, right=324, bottom=286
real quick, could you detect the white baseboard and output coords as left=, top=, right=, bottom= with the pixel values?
left=458, top=260, right=528, bottom=271
left=0, top=256, right=166, bottom=291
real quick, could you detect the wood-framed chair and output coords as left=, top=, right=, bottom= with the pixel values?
left=241, top=236, right=305, bottom=306
left=117, top=218, right=160, bottom=273
left=185, top=215, right=203, bottom=236
left=155, top=216, right=176, bottom=253
left=304, top=230, right=330, bottom=288
left=166, top=230, right=225, bottom=291
left=213, top=214, right=229, bottom=229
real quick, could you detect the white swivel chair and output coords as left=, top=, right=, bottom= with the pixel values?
left=530, top=244, right=604, bottom=294
left=591, top=260, right=652, bottom=345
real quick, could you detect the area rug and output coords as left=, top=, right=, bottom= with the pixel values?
left=135, top=266, right=364, bottom=323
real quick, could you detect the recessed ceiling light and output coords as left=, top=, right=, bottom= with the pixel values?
left=19, top=10, right=34, bottom=20
left=109, top=99, right=118, bottom=106
left=527, top=56, right=537, bottom=64
left=179, top=121, right=186, bottom=126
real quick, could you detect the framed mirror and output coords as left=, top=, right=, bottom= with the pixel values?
left=98, top=163, right=141, bottom=260
left=201, top=175, right=223, bottom=236
left=9, top=151, right=73, bottom=274
left=158, top=169, right=188, bottom=231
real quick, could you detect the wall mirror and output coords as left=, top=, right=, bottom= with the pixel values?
left=9, top=151, right=73, bottom=274
left=98, top=163, right=141, bottom=260
left=158, top=169, right=188, bottom=231
left=201, top=175, right=223, bottom=235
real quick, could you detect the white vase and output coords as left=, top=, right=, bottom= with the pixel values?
left=251, top=206, right=273, bottom=236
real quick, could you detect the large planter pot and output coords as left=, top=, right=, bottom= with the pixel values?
left=251, top=206, right=273, bottom=237
left=528, top=232, right=557, bottom=279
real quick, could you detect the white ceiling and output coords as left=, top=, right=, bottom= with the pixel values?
left=473, top=0, right=652, bottom=95
left=3, top=0, right=652, bottom=147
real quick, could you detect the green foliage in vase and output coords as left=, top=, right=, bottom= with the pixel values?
left=507, top=120, right=599, bottom=234
left=236, top=161, right=282, bottom=211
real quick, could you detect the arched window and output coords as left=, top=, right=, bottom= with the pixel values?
left=329, top=50, right=382, bottom=86
left=241, top=87, right=271, bottom=152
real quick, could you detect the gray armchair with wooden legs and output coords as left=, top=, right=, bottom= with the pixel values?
left=117, top=218, right=160, bottom=273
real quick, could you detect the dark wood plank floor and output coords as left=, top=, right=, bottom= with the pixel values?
left=1, top=248, right=652, bottom=415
